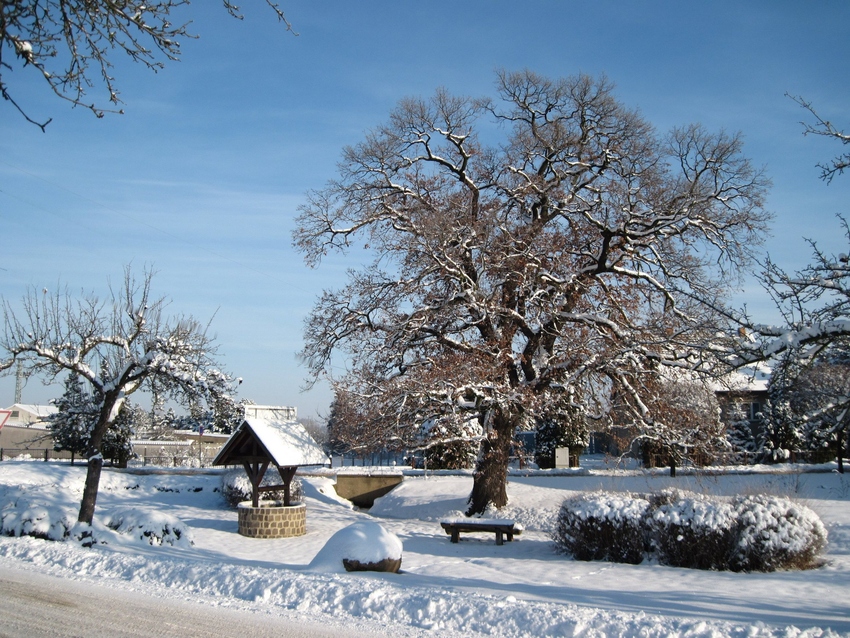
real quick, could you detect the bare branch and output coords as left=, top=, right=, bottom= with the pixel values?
left=787, top=93, right=850, bottom=183
left=1, top=1, right=295, bottom=129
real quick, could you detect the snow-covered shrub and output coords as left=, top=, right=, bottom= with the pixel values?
left=553, top=492, right=649, bottom=564
left=1, top=497, right=75, bottom=541
left=1, top=495, right=109, bottom=546
left=104, top=508, right=194, bottom=547
left=648, top=489, right=738, bottom=570
left=730, top=495, right=827, bottom=572
left=220, top=468, right=303, bottom=507
left=554, top=489, right=828, bottom=572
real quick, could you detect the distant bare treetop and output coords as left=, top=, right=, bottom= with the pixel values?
left=1, top=1, right=294, bottom=130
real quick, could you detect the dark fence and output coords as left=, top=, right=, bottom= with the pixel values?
left=0, top=443, right=225, bottom=467
left=0, top=448, right=77, bottom=462
left=131, top=442, right=224, bottom=468
left=332, top=450, right=409, bottom=468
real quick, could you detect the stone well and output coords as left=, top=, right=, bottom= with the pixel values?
left=237, top=501, right=306, bottom=538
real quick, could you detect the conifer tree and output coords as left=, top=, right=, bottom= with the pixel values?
left=49, top=372, right=95, bottom=457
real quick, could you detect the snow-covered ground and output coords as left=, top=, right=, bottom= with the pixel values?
left=1, top=458, right=849, bottom=637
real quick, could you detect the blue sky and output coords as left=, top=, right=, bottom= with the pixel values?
left=1, top=1, right=848, bottom=419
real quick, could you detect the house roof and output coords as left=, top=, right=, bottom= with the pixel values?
left=712, top=364, right=771, bottom=394
left=212, top=417, right=329, bottom=468
left=5, top=404, right=58, bottom=418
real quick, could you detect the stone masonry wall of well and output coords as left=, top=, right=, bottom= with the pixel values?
left=237, top=501, right=306, bottom=538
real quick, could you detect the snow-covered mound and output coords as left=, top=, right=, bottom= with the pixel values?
left=308, top=521, right=402, bottom=573
left=1, top=495, right=76, bottom=541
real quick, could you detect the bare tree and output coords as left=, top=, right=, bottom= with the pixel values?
left=788, top=94, right=850, bottom=183
left=629, top=371, right=727, bottom=475
left=295, top=71, right=770, bottom=514
left=1, top=1, right=293, bottom=130
left=0, top=266, right=234, bottom=524
left=732, top=219, right=850, bottom=469
left=724, top=95, right=850, bottom=469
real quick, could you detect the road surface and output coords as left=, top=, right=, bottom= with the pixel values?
left=0, top=565, right=390, bottom=638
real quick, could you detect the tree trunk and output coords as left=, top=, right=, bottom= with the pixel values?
left=466, top=414, right=514, bottom=516
left=78, top=454, right=104, bottom=525
left=837, top=430, right=845, bottom=475
left=77, top=392, right=121, bottom=525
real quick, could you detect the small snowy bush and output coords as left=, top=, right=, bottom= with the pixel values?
left=648, top=490, right=737, bottom=570
left=730, top=495, right=827, bottom=572
left=553, top=492, right=649, bottom=564
left=220, top=468, right=303, bottom=507
left=104, top=508, right=194, bottom=547
left=1, top=497, right=75, bottom=541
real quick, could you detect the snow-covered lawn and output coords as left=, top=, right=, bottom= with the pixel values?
left=1, top=459, right=848, bottom=637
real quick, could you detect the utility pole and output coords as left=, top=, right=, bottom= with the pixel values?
left=14, top=360, right=23, bottom=404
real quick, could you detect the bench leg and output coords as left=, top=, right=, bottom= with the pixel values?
left=451, top=529, right=460, bottom=543
left=495, top=530, right=503, bottom=546
left=506, top=533, right=513, bottom=542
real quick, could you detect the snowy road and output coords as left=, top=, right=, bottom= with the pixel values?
left=0, top=565, right=381, bottom=638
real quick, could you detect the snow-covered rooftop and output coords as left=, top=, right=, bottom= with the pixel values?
left=711, top=364, right=771, bottom=394
left=5, top=404, right=58, bottom=418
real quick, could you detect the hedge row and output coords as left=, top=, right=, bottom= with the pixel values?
left=553, top=489, right=827, bottom=572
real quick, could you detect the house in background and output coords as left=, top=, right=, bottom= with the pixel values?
left=713, top=364, right=771, bottom=429
left=0, top=404, right=59, bottom=457
left=3, top=403, right=58, bottom=428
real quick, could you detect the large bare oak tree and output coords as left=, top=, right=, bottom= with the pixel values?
left=0, top=267, right=234, bottom=524
left=294, top=71, right=771, bottom=514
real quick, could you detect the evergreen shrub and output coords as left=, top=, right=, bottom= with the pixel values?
left=1, top=497, right=74, bottom=541
left=105, top=508, right=193, bottom=547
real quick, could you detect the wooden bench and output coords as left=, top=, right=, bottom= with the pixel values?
left=440, top=519, right=523, bottom=545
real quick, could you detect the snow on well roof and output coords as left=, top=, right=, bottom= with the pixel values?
left=213, top=417, right=329, bottom=468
